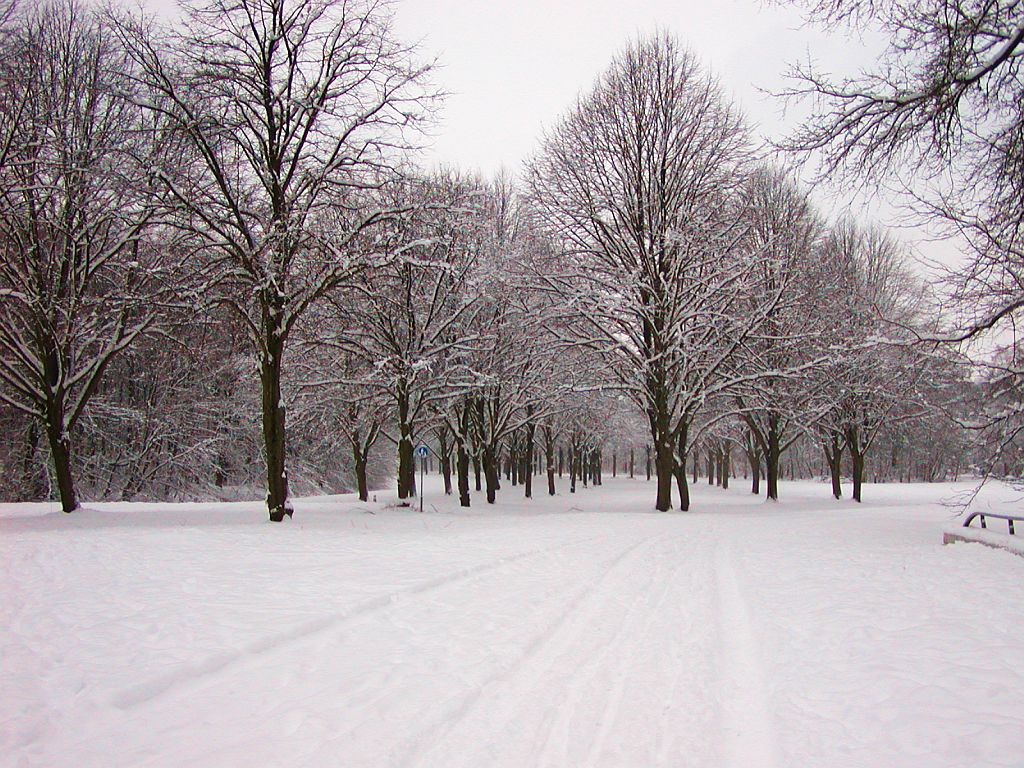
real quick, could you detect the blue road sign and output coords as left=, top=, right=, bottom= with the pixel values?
left=415, top=444, right=429, bottom=458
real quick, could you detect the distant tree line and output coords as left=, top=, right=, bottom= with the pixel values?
left=0, top=0, right=997, bottom=518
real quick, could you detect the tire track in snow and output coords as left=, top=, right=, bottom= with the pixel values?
left=402, top=532, right=664, bottom=768
left=715, top=540, right=779, bottom=768
left=110, top=534, right=604, bottom=710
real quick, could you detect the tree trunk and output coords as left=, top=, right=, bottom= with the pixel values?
left=352, top=440, right=369, bottom=502
left=645, top=445, right=652, bottom=481
left=851, top=452, right=864, bottom=502
left=523, top=420, right=536, bottom=499
left=45, top=415, right=78, bottom=513
left=721, top=444, right=730, bottom=490
left=824, top=433, right=843, bottom=499
left=396, top=383, right=415, bottom=502
left=483, top=444, right=499, bottom=504
left=850, top=446, right=864, bottom=502
left=456, top=442, right=471, bottom=507
left=437, top=428, right=453, bottom=495
left=674, top=464, right=689, bottom=511
left=440, top=453, right=452, bottom=495
left=546, top=439, right=556, bottom=496
left=765, top=447, right=779, bottom=502
left=569, top=446, right=577, bottom=493
left=674, top=426, right=690, bottom=511
left=743, top=432, right=760, bottom=495
left=397, top=434, right=414, bottom=500
left=261, top=336, right=291, bottom=521
left=654, top=438, right=673, bottom=511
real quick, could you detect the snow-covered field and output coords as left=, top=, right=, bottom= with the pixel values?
left=2, top=477, right=1023, bottom=768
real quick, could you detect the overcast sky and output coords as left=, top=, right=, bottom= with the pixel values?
left=390, top=0, right=873, bottom=176
left=388, top=1, right=941, bottom=246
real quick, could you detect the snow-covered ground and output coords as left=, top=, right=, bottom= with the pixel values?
left=2, top=477, right=1023, bottom=767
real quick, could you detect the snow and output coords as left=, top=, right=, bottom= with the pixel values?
left=2, top=478, right=1023, bottom=767
left=944, top=521, right=1024, bottom=556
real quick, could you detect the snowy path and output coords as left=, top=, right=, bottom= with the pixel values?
left=2, top=479, right=1023, bottom=767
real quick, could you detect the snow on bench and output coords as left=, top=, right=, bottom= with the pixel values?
left=943, top=511, right=1024, bottom=558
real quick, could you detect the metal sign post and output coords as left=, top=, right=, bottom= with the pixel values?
left=415, top=444, right=429, bottom=513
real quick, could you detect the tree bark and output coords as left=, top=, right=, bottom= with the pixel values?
left=721, top=443, right=730, bottom=490
left=456, top=442, right=471, bottom=507
left=436, top=427, right=453, bottom=495
left=674, top=426, right=690, bottom=511
left=765, top=420, right=780, bottom=502
left=674, top=464, right=689, bottom=511
left=352, top=438, right=369, bottom=502
left=523, top=419, right=536, bottom=499
left=823, top=433, right=843, bottom=499
left=747, top=444, right=761, bottom=495
left=396, top=382, right=415, bottom=502
left=851, top=451, right=864, bottom=502
left=654, top=438, right=673, bottom=511
left=545, top=429, right=556, bottom=496
left=45, top=416, right=78, bottom=513
left=848, top=426, right=865, bottom=503
left=483, top=444, right=499, bottom=504
left=261, top=335, right=290, bottom=521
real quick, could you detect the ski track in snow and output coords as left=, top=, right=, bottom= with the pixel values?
left=401, top=533, right=663, bottom=767
left=110, top=534, right=603, bottom=710
left=714, top=539, right=778, bottom=768
left=3, top=478, right=1024, bottom=767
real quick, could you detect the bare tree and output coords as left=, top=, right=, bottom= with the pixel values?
left=0, top=0, right=166, bottom=512
left=335, top=172, right=488, bottom=503
left=778, top=1, right=1023, bottom=359
left=529, top=32, right=767, bottom=511
left=733, top=166, right=824, bottom=500
left=822, top=220, right=931, bottom=501
left=117, top=0, right=435, bottom=520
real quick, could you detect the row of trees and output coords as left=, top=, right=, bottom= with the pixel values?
left=775, top=0, right=1024, bottom=486
left=0, top=0, right=981, bottom=519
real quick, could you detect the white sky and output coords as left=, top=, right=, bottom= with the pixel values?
left=391, top=0, right=856, bottom=176
left=390, top=1, right=960, bottom=263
